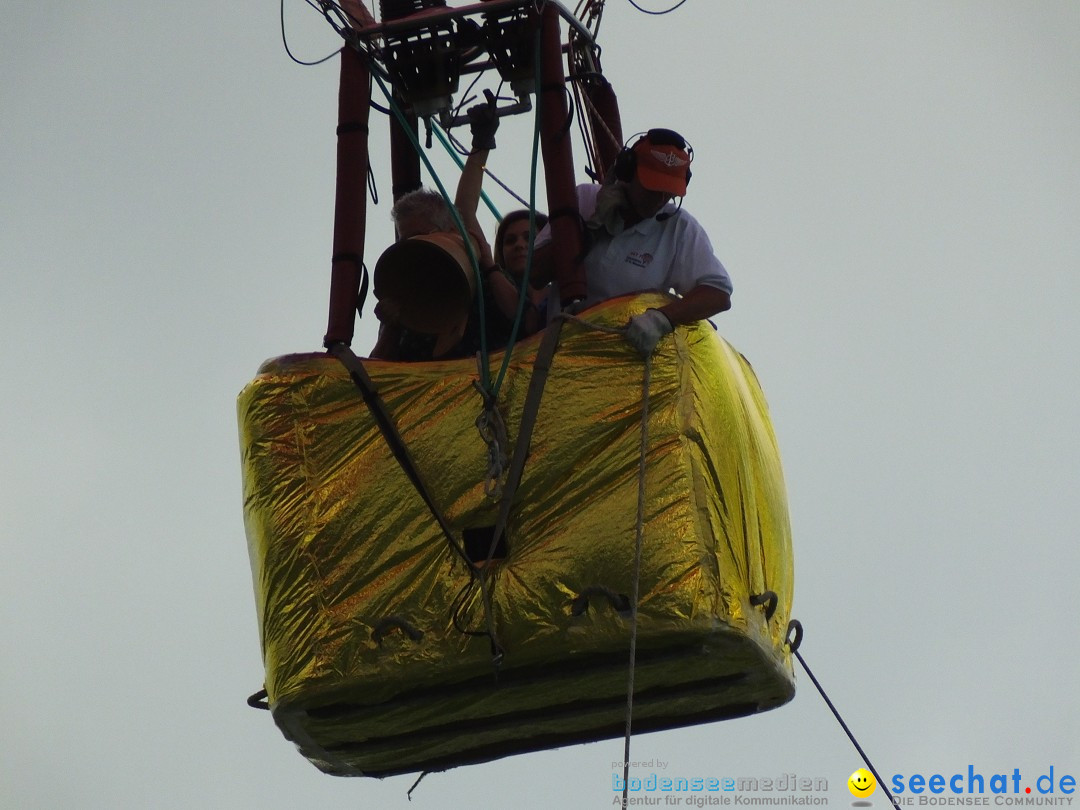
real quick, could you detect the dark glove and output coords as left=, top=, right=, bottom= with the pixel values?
left=468, top=89, right=499, bottom=152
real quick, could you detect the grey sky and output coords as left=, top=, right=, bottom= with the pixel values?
left=3, top=2, right=1078, bottom=808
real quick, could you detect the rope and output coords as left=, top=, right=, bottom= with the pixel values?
left=622, top=353, right=651, bottom=809
left=472, top=317, right=566, bottom=667
left=473, top=380, right=509, bottom=499
left=575, top=76, right=623, bottom=158
left=564, top=312, right=891, bottom=810
left=459, top=30, right=550, bottom=672
left=795, top=649, right=897, bottom=807
left=554, top=311, right=651, bottom=809
left=476, top=558, right=505, bottom=672
left=553, top=315, right=894, bottom=810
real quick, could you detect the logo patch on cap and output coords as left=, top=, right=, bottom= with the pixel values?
left=650, top=148, right=688, bottom=168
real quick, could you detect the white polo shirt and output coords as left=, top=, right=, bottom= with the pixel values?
left=538, top=184, right=733, bottom=306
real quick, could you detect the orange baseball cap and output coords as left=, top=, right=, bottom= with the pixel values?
left=633, top=136, right=691, bottom=196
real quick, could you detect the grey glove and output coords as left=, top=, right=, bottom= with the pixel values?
left=625, top=309, right=674, bottom=357
left=467, top=89, right=499, bottom=151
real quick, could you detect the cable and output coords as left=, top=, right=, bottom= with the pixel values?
left=491, top=27, right=544, bottom=397
left=795, top=649, right=898, bottom=807
left=280, top=0, right=340, bottom=66
left=621, top=353, right=652, bottom=810
left=553, top=311, right=653, bottom=810
left=623, top=0, right=690, bottom=16
left=448, top=70, right=488, bottom=135
left=445, top=128, right=534, bottom=210
left=428, top=123, right=503, bottom=222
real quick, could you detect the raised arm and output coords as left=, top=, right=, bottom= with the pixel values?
left=453, top=91, right=499, bottom=268
left=454, top=149, right=491, bottom=264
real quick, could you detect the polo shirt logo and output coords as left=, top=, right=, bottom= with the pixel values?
left=625, top=251, right=654, bottom=268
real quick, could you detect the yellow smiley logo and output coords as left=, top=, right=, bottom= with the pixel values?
left=848, top=768, right=877, bottom=797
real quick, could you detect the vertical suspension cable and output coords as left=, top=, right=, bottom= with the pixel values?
left=622, top=355, right=652, bottom=809
left=491, top=28, right=544, bottom=397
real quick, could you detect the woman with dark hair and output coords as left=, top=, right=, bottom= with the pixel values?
left=493, top=208, right=549, bottom=289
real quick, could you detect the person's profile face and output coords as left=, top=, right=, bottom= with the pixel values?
left=627, top=174, right=673, bottom=220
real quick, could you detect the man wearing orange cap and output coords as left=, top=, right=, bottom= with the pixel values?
left=537, top=128, right=732, bottom=356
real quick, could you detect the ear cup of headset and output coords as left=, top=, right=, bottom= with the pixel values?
left=613, top=146, right=636, bottom=183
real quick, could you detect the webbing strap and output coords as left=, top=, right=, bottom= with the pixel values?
left=474, top=317, right=567, bottom=665
left=328, top=343, right=471, bottom=567
left=483, top=317, right=566, bottom=565
left=335, top=120, right=369, bottom=136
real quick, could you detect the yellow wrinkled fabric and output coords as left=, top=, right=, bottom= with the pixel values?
left=238, top=294, right=794, bottom=776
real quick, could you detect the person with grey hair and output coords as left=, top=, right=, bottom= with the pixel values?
left=390, top=188, right=457, bottom=240
left=371, top=187, right=464, bottom=361
left=371, top=182, right=515, bottom=362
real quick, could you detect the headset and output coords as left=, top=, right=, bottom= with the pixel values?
left=612, top=128, right=694, bottom=187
